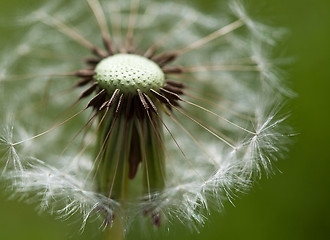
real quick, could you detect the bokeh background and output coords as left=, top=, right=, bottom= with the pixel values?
left=0, top=0, right=329, bottom=239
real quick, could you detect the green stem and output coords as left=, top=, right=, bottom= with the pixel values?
left=104, top=218, right=125, bottom=240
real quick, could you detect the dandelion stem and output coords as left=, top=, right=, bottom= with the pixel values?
left=104, top=219, right=125, bottom=240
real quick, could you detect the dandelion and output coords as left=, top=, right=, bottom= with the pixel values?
left=0, top=0, right=291, bottom=238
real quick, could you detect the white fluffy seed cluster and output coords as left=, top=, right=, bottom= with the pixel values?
left=0, top=0, right=291, bottom=235
left=95, top=54, right=165, bottom=94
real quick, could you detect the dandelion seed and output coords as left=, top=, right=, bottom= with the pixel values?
left=0, top=0, right=292, bottom=238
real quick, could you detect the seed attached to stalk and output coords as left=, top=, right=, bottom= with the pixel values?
left=0, top=0, right=291, bottom=237
left=86, top=53, right=175, bottom=225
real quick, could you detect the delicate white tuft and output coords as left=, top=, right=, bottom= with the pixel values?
left=0, top=0, right=292, bottom=234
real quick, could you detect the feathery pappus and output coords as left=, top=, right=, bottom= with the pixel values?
left=0, top=0, right=292, bottom=237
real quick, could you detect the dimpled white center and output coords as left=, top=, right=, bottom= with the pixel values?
left=95, top=54, right=165, bottom=94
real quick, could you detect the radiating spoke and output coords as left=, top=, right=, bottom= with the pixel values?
left=126, top=0, right=140, bottom=52
left=86, top=0, right=115, bottom=54
left=176, top=19, right=245, bottom=56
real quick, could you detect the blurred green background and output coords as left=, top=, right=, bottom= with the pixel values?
left=0, top=0, right=329, bottom=239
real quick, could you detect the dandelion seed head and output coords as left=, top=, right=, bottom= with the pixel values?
left=0, top=0, right=292, bottom=235
left=95, top=54, right=164, bottom=94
